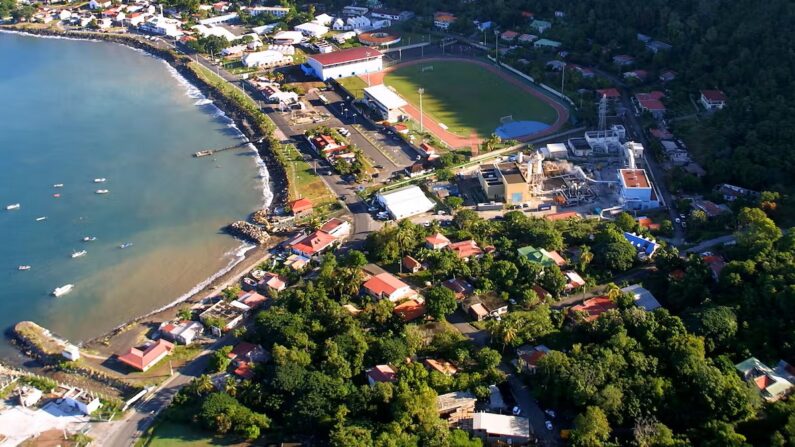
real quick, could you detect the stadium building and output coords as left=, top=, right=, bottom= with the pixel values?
left=363, top=85, right=407, bottom=122
left=305, top=47, right=383, bottom=80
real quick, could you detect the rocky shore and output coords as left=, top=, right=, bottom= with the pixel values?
left=226, top=220, right=271, bottom=244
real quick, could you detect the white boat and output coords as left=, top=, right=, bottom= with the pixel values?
left=53, top=184, right=64, bottom=188
left=18, top=265, right=31, bottom=271
left=119, top=242, right=133, bottom=249
left=35, top=216, right=47, bottom=222
left=52, top=284, right=74, bottom=297
left=71, top=250, right=87, bottom=258
left=82, top=236, right=97, bottom=242
left=95, top=189, right=109, bottom=194
left=6, top=203, right=20, bottom=210
left=94, top=178, right=107, bottom=183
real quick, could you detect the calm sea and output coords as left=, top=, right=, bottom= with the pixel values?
left=0, top=32, right=270, bottom=356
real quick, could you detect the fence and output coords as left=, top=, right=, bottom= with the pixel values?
left=486, top=55, right=576, bottom=107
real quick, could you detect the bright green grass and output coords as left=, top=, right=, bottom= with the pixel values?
left=337, top=76, right=368, bottom=99
left=384, top=61, right=558, bottom=137
left=137, top=420, right=246, bottom=447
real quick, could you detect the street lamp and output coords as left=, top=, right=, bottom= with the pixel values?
left=365, top=51, right=371, bottom=86
left=494, top=30, right=500, bottom=64
left=418, top=88, right=425, bottom=132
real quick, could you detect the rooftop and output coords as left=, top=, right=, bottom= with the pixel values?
left=571, top=296, right=616, bottom=322
left=701, top=89, right=727, bottom=102
left=117, top=339, right=174, bottom=371
left=496, top=162, right=527, bottom=184
left=437, top=391, right=477, bottom=413
left=472, top=413, right=531, bottom=438
left=363, top=272, right=410, bottom=297
left=367, top=364, right=397, bottom=383
left=364, top=84, right=408, bottom=110
left=310, top=47, right=383, bottom=67
left=620, top=169, right=651, bottom=188
left=393, top=298, right=426, bottom=322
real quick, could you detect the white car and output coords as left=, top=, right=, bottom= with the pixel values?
left=545, top=420, right=553, bottom=431
left=512, top=406, right=521, bottom=416
left=545, top=409, right=556, bottom=419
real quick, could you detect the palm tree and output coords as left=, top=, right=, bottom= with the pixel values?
left=394, top=221, right=416, bottom=273
left=194, top=374, right=214, bottom=396
left=605, top=283, right=621, bottom=301
left=579, top=245, right=593, bottom=272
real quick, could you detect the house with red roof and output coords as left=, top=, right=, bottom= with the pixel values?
left=596, top=88, right=621, bottom=100
left=700, top=90, right=727, bottom=111
left=362, top=272, right=416, bottom=302
left=612, top=54, right=635, bottom=66
left=425, top=233, right=451, bottom=250
left=287, top=230, right=338, bottom=258
left=570, top=297, right=616, bottom=322
left=393, top=298, right=427, bottom=322
left=289, top=198, right=313, bottom=217
left=319, top=218, right=351, bottom=239
left=257, top=272, right=286, bottom=295
left=366, top=365, right=397, bottom=386
left=159, top=320, right=204, bottom=345
left=500, top=30, right=519, bottom=41
left=402, top=255, right=423, bottom=273
left=117, top=339, right=174, bottom=372
left=306, top=47, right=384, bottom=80
left=516, top=345, right=550, bottom=374
left=447, top=240, right=484, bottom=260
left=443, top=278, right=474, bottom=300
left=238, top=291, right=269, bottom=309
left=636, top=92, right=666, bottom=118
left=433, top=11, right=456, bottom=30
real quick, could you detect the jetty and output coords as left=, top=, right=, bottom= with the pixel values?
left=193, top=143, right=250, bottom=158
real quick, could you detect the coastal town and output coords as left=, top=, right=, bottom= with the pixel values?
left=1, top=0, right=795, bottom=446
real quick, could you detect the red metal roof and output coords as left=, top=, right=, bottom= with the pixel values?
left=701, top=90, right=726, bottom=102
left=309, top=47, right=383, bottom=67
left=290, top=198, right=313, bottom=213
left=367, top=365, right=397, bottom=383
left=117, top=339, right=174, bottom=371
left=290, top=230, right=336, bottom=255
left=393, top=299, right=427, bottom=322
left=363, top=272, right=409, bottom=297
left=447, top=240, right=483, bottom=259
left=596, top=88, right=620, bottom=98
left=571, top=297, right=616, bottom=322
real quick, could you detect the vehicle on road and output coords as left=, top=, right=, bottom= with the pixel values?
left=545, top=409, right=556, bottom=419
left=545, top=420, right=553, bottom=430
left=512, top=406, right=522, bottom=416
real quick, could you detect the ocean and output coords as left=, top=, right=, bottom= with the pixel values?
left=0, top=32, right=271, bottom=356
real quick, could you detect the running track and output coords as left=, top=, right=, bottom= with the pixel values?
left=364, top=57, right=570, bottom=150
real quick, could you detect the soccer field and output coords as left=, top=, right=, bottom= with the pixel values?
left=384, top=60, right=560, bottom=138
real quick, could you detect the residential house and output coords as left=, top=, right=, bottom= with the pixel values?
left=462, top=293, right=508, bottom=320
left=287, top=230, right=338, bottom=259
left=423, top=358, right=458, bottom=375
left=366, top=364, right=397, bottom=386
left=447, top=240, right=483, bottom=260
left=621, top=284, right=661, bottom=311
left=406, top=162, right=431, bottom=177
left=659, top=70, right=677, bottom=82
left=117, top=339, right=174, bottom=372
left=319, top=217, right=351, bottom=239
left=735, top=357, right=794, bottom=402
left=545, top=60, right=566, bottom=71
left=701, top=254, right=726, bottom=281
left=60, top=387, right=101, bottom=415
left=500, top=30, right=519, bottom=41
left=596, top=87, right=621, bottom=101
left=646, top=40, right=672, bottom=53
left=199, top=300, right=250, bottom=334
left=238, top=291, right=268, bottom=309
left=443, top=278, right=473, bottom=300
left=718, top=183, right=759, bottom=202
left=517, top=245, right=566, bottom=267
left=425, top=233, right=451, bottom=250
left=533, top=38, right=561, bottom=49
left=613, top=54, right=634, bottom=66
left=434, top=11, right=456, bottom=30
left=88, top=0, right=111, bottom=9
left=517, top=34, right=537, bottom=44
left=437, top=391, right=477, bottom=427
left=516, top=345, right=550, bottom=374
left=471, top=413, right=531, bottom=445
left=569, top=64, right=594, bottom=78
left=18, top=386, right=43, bottom=408
left=529, top=19, right=551, bottom=33
left=624, top=69, right=649, bottom=81
left=393, top=298, right=427, bottom=322
left=362, top=272, right=415, bottom=302
left=294, top=21, right=328, bottom=38
left=256, top=272, right=286, bottom=295
left=700, top=90, right=727, bottom=111
left=693, top=200, right=731, bottom=218
left=624, top=232, right=659, bottom=258
left=227, top=342, right=268, bottom=379
left=159, top=320, right=204, bottom=345
left=564, top=271, right=585, bottom=292
left=402, top=255, right=422, bottom=273
left=571, top=296, right=616, bottom=322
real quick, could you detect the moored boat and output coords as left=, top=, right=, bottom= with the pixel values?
left=94, top=178, right=107, bottom=183
left=82, top=236, right=97, bottom=242
left=18, top=265, right=31, bottom=271
left=119, top=242, right=133, bottom=249
left=35, top=216, right=47, bottom=222
left=71, top=250, right=87, bottom=258
left=52, top=284, right=74, bottom=297
left=6, top=203, right=20, bottom=210
left=53, top=184, right=64, bottom=188
left=95, top=189, right=109, bottom=194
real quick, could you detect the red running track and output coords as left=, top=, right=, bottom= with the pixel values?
left=363, top=57, right=570, bottom=150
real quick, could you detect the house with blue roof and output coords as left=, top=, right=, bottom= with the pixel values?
left=623, top=232, right=659, bottom=258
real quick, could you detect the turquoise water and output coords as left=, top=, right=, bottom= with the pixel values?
left=0, top=32, right=269, bottom=355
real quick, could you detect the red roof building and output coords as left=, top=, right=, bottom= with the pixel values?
left=402, top=255, right=422, bottom=273
left=309, top=47, right=383, bottom=67
left=700, top=90, right=727, bottom=110
left=447, top=240, right=483, bottom=260
left=596, top=88, right=621, bottom=100
left=425, top=233, right=451, bottom=249
left=362, top=272, right=414, bottom=302
left=238, top=291, right=268, bottom=308
left=571, top=297, right=617, bottom=322
left=393, top=298, right=427, bottom=322
left=423, top=358, right=458, bottom=375
left=117, top=339, right=174, bottom=372
left=289, top=198, right=313, bottom=216
left=288, top=230, right=337, bottom=258
left=366, top=364, right=397, bottom=386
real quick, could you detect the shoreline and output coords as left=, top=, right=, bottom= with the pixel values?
left=0, top=25, right=290, bottom=359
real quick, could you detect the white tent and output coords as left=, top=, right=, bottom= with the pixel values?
left=376, top=185, right=435, bottom=219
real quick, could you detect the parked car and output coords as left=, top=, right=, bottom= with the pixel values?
left=545, top=421, right=553, bottom=431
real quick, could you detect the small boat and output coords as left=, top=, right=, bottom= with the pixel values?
left=53, top=184, right=64, bottom=188
left=94, top=178, right=107, bottom=183
left=119, top=242, right=133, bottom=249
left=18, top=265, right=31, bottom=271
left=53, top=193, right=61, bottom=198
left=52, top=284, right=74, bottom=297
left=6, top=203, right=20, bottom=210
left=71, top=250, right=87, bottom=258
left=82, top=236, right=97, bottom=242
left=35, top=217, right=47, bottom=222
left=95, top=189, right=109, bottom=194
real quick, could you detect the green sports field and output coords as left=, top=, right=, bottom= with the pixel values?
left=384, top=60, right=559, bottom=137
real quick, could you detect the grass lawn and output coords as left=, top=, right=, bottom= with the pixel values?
left=137, top=420, right=246, bottom=447
left=337, top=76, right=369, bottom=99
left=278, top=143, right=335, bottom=204
left=384, top=60, right=558, bottom=137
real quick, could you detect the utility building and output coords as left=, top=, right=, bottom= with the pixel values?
left=478, top=162, right=530, bottom=204
left=363, top=84, right=407, bottom=122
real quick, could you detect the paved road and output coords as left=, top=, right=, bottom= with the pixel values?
left=683, top=234, right=735, bottom=254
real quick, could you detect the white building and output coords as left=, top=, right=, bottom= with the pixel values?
left=346, top=15, right=370, bottom=30
left=305, top=47, right=383, bottom=81
left=272, top=30, right=304, bottom=45
left=376, top=185, right=435, bottom=219
left=364, top=84, right=407, bottom=122
left=471, top=413, right=531, bottom=445
left=88, top=0, right=111, bottom=9
left=242, top=50, right=293, bottom=68
left=313, top=13, right=334, bottom=26
left=621, top=284, right=661, bottom=311
left=268, top=44, right=295, bottom=55
left=700, top=90, right=727, bottom=111
left=334, top=30, right=358, bottom=43
left=294, top=22, right=328, bottom=38
left=198, top=12, right=238, bottom=25
left=18, top=386, right=43, bottom=408
left=540, top=143, right=568, bottom=159
left=332, top=17, right=345, bottom=30
left=61, top=387, right=101, bottom=415
left=619, top=169, right=659, bottom=210
left=248, top=6, right=289, bottom=17
left=193, top=23, right=238, bottom=41
left=62, top=344, right=81, bottom=361
left=140, top=16, right=183, bottom=37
